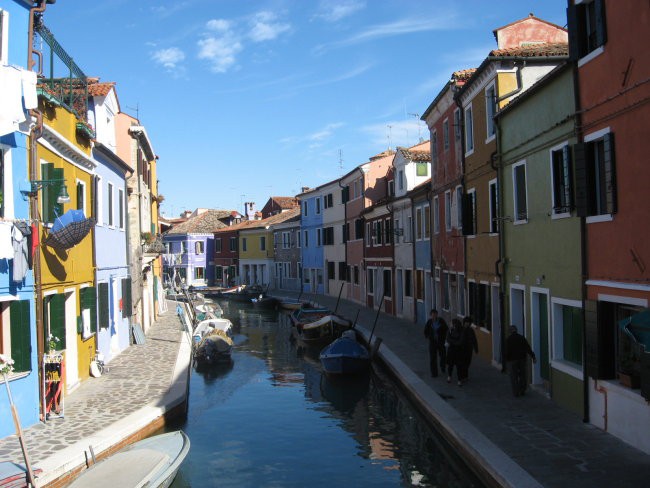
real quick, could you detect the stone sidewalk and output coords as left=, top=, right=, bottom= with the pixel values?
left=0, top=304, right=191, bottom=487
left=291, top=291, right=650, bottom=488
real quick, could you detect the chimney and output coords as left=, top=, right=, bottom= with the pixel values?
left=245, top=202, right=256, bottom=220
left=301, top=186, right=310, bottom=193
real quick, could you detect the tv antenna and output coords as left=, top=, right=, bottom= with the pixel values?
left=408, top=112, right=422, bottom=141
left=387, top=125, right=393, bottom=150
left=338, top=149, right=343, bottom=172
left=126, top=103, right=140, bottom=121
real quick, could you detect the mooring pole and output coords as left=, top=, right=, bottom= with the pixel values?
left=334, top=282, right=345, bottom=314
left=368, top=295, right=385, bottom=348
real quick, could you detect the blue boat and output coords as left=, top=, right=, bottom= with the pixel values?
left=319, top=330, right=370, bottom=375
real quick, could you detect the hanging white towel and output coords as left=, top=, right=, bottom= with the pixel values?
left=21, top=69, right=38, bottom=110
left=0, top=65, right=28, bottom=137
left=12, top=224, right=29, bottom=283
left=0, top=222, right=14, bottom=259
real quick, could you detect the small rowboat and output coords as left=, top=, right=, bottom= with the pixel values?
left=66, top=431, right=190, bottom=488
left=299, top=314, right=352, bottom=345
left=320, top=330, right=370, bottom=375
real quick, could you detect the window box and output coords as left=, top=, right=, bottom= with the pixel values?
left=76, top=121, right=96, bottom=140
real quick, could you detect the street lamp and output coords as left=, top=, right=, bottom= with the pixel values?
left=20, top=179, right=71, bottom=204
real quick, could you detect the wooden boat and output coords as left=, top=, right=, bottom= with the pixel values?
left=194, top=330, right=233, bottom=365
left=320, top=330, right=370, bottom=375
left=0, top=462, right=42, bottom=488
left=289, top=307, right=331, bottom=328
left=251, top=295, right=279, bottom=309
left=66, top=430, right=190, bottom=488
left=299, top=314, right=352, bottom=345
left=275, top=297, right=309, bottom=310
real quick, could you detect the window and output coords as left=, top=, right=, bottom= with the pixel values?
left=76, top=180, right=86, bottom=214
left=553, top=301, right=583, bottom=366
left=383, top=269, right=392, bottom=298
left=327, top=261, right=335, bottom=280
left=433, top=195, right=440, bottom=234
left=316, top=198, right=321, bottom=214
left=354, top=266, right=359, bottom=285
left=317, top=228, right=322, bottom=246
left=195, top=241, right=204, bottom=254
left=415, top=270, right=424, bottom=301
left=442, top=272, right=450, bottom=311
left=367, top=269, right=374, bottom=294
left=551, top=145, right=573, bottom=215
left=465, top=105, right=474, bottom=153
left=407, top=216, right=413, bottom=243
left=417, top=162, right=429, bottom=177
left=97, top=283, right=109, bottom=329
left=394, top=218, right=400, bottom=245
left=323, top=193, right=333, bottom=208
left=118, top=188, right=124, bottom=229
left=215, top=238, right=222, bottom=253
left=242, top=238, right=247, bottom=252
left=454, top=108, right=461, bottom=141
left=260, top=236, right=266, bottom=251
left=303, top=201, right=308, bottom=216
left=513, top=162, right=528, bottom=222
left=575, top=131, right=616, bottom=217
left=568, top=0, right=607, bottom=61
left=489, top=179, right=498, bottom=233
left=424, top=201, right=432, bottom=237
left=323, top=227, right=334, bottom=245
left=40, top=162, right=65, bottom=224
left=341, top=186, right=349, bottom=204
left=342, top=223, right=348, bottom=243
left=80, top=286, right=97, bottom=339
left=431, top=130, right=438, bottom=164
left=194, top=267, right=205, bottom=281
left=297, top=231, right=301, bottom=248
left=366, top=222, right=371, bottom=246
left=468, top=282, right=491, bottom=330
left=461, top=188, right=476, bottom=236
left=122, top=277, right=133, bottom=318
left=455, top=186, right=463, bottom=229
left=353, top=180, right=359, bottom=199
left=445, top=191, right=452, bottom=232
left=215, top=266, right=223, bottom=280
left=485, top=84, right=496, bottom=140
left=107, top=182, right=114, bottom=226
left=443, top=119, right=449, bottom=150
left=229, top=237, right=237, bottom=251
left=2, top=301, right=32, bottom=373
left=282, top=231, right=290, bottom=249
left=388, top=179, right=395, bottom=197
left=303, top=230, right=309, bottom=247
left=375, top=220, right=383, bottom=245
left=398, top=170, right=404, bottom=190
left=457, top=274, right=466, bottom=315
left=404, top=269, right=412, bottom=297
left=338, top=262, right=347, bottom=281
left=416, top=208, right=423, bottom=240
left=180, top=241, right=187, bottom=254
left=355, top=219, right=364, bottom=240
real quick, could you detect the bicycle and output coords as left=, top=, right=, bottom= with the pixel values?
left=90, top=351, right=109, bottom=377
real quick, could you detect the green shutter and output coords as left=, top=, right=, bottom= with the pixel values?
left=43, top=166, right=65, bottom=223
left=566, top=4, right=579, bottom=61
left=10, top=300, right=32, bottom=373
left=594, top=0, right=607, bottom=48
left=98, top=283, right=109, bottom=329
left=461, top=193, right=473, bottom=236
left=603, top=132, right=617, bottom=215
left=122, top=277, right=132, bottom=318
left=81, top=287, right=97, bottom=332
left=48, top=294, right=66, bottom=349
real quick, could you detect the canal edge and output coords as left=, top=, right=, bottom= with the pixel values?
left=356, top=326, right=544, bottom=488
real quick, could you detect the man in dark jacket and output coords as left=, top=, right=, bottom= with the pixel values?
left=505, top=325, right=536, bottom=397
left=423, top=309, right=448, bottom=377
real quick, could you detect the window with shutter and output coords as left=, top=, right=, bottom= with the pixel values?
left=574, top=132, right=617, bottom=218
left=41, top=163, right=65, bottom=223
left=98, top=283, right=109, bottom=329
left=81, top=287, right=97, bottom=334
left=461, top=192, right=476, bottom=236
left=122, top=277, right=132, bottom=318
left=47, top=294, right=66, bottom=349
left=568, top=0, right=607, bottom=61
left=10, top=300, right=32, bottom=373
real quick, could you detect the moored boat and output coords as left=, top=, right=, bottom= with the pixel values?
left=299, top=314, right=352, bottom=345
left=320, top=330, right=370, bottom=375
left=289, top=307, right=331, bottom=328
left=66, top=430, right=190, bottom=488
left=275, top=296, right=309, bottom=310
left=194, top=330, right=233, bottom=365
left=192, top=318, right=233, bottom=344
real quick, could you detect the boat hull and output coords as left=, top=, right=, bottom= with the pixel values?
left=320, top=333, right=370, bottom=375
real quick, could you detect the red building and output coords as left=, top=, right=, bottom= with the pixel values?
left=569, top=0, right=650, bottom=453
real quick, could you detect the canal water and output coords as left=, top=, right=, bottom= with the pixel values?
left=167, top=301, right=484, bottom=488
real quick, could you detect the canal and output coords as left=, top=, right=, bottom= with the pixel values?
left=167, top=300, right=484, bottom=487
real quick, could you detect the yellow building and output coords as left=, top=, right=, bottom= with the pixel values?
left=33, top=96, right=97, bottom=391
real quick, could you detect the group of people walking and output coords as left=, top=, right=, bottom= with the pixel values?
left=424, top=309, right=536, bottom=396
left=423, top=309, right=478, bottom=386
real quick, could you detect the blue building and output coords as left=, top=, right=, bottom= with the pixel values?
left=88, top=80, right=133, bottom=364
left=298, top=188, right=325, bottom=294
left=410, top=180, right=433, bottom=325
left=0, top=0, right=40, bottom=438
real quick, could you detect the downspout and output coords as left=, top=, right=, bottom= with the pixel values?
left=123, top=176, right=132, bottom=343
left=453, top=86, right=468, bottom=328
left=337, top=178, right=348, bottom=297
left=27, top=0, right=50, bottom=422
left=492, top=121, right=507, bottom=372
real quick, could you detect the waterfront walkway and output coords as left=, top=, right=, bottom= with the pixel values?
left=0, top=304, right=191, bottom=487
left=1, top=295, right=649, bottom=487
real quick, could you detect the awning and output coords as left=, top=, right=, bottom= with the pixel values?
left=619, top=308, right=650, bottom=352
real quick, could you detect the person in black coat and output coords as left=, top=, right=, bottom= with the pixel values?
left=423, top=309, right=448, bottom=377
left=446, top=318, right=465, bottom=385
left=505, top=325, right=536, bottom=397
left=459, top=316, right=478, bottom=383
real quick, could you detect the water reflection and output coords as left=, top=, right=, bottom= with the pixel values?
left=168, top=301, right=483, bottom=488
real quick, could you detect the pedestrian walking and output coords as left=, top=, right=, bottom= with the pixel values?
left=459, top=316, right=478, bottom=383
left=505, top=325, right=536, bottom=397
left=446, top=318, right=465, bottom=386
left=423, top=309, right=448, bottom=377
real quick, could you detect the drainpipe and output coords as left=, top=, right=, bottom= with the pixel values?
left=492, top=119, right=507, bottom=372
left=27, top=0, right=50, bottom=422
left=337, top=178, right=348, bottom=297
left=453, top=85, right=468, bottom=328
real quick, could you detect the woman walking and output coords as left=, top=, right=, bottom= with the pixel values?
left=459, top=316, right=478, bottom=384
left=446, top=319, right=465, bottom=386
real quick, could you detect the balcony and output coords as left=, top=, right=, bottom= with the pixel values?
left=142, top=233, right=165, bottom=255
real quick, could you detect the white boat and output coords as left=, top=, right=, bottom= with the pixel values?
left=192, top=318, right=233, bottom=344
left=193, top=318, right=234, bottom=365
left=66, top=430, right=190, bottom=488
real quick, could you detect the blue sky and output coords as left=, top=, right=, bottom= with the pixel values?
left=42, top=0, right=568, bottom=217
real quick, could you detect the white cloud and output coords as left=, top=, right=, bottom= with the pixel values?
left=152, top=47, right=186, bottom=69
left=315, top=0, right=365, bottom=22
left=314, top=13, right=459, bottom=53
left=281, top=122, right=345, bottom=147
left=248, top=11, right=291, bottom=42
left=197, top=36, right=243, bottom=73
left=206, top=19, right=232, bottom=33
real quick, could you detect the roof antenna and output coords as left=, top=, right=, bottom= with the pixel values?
left=386, top=124, right=393, bottom=150
left=126, top=103, right=140, bottom=121
left=338, top=149, right=343, bottom=173
left=408, top=112, right=422, bottom=142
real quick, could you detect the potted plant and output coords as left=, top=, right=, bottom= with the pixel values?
left=618, top=351, right=641, bottom=388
